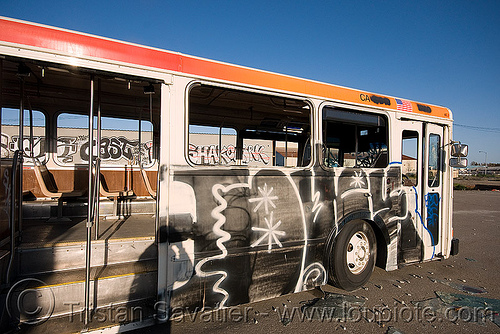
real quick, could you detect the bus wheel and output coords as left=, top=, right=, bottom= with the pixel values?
left=328, top=220, right=377, bottom=291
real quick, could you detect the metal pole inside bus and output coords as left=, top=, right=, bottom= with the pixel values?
left=94, top=79, right=101, bottom=240
left=138, top=102, right=142, bottom=168
left=18, top=77, right=24, bottom=241
left=84, top=76, right=95, bottom=326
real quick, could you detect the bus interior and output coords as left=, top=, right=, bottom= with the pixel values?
left=1, top=57, right=161, bottom=245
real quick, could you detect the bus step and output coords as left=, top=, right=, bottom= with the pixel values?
left=3, top=264, right=157, bottom=331
left=22, top=198, right=157, bottom=219
left=5, top=299, right=157, bottom=334
left=16, top=237, right=156, bottom=276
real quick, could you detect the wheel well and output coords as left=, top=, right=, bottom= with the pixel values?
left=365, top=219, right=388, bottom=269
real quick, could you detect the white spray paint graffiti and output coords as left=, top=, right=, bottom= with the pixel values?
left=311, top=191, right=323, bottom=223
left=194, top=183, right=250, bottom=309
left=350, top=171, right=366, bottom=188
left=248, top=183, right=278, bottom=214
left=301, top=262, right=328, bottom=291
left=191, top=171, right=313, bottom=307
left=176, top=163, right=431, bottom=307
left=333, top=166, right=432, bottom=271
left=251, top=210, right=286, bottom=251
left=188, top=143, right=270, bottom=165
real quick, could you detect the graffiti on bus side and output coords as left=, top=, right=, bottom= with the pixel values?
left=188, top=143, right=270, bottom=165
left=425, top=192, right=440, bottom=246
left=0, top=133, right=154, bottom=166
left=60, top=136, right=154, bottom=165
left=1, top=134, right=47, bottom=162
left=167, top=165, right=430, bottom=309
left=185, top=174, right=328, bottom=308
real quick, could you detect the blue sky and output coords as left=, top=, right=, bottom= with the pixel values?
left=2, top=0, right=499, bottom=163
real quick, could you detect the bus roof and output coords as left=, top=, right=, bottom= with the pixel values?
left=0, top=17, right=450, bottom=119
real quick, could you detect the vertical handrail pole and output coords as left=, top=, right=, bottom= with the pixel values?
left=94, top=79, right=101, bottom=239
left=27, top=99, right=34, bottom=233
left=150, top=91, right=159, bottom=235
left=84, top=76, right=95, bottom=326
left=28, top=102, right=34, bottom=161
left=285, top=123, right=288, bottom=166
left=19, top=79, right=24, bottom=163
left=18, top=78, right=24, bottom=239
left=138, top=105, right=142, bottom=167
left=6, top=151, right=21, bottom=284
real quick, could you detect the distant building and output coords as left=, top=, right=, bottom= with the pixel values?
left=402, top=154, right=417, bottom=175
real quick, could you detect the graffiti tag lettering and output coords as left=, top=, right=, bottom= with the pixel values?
left=188, top=143, right=270, bottom=165
left=1, top=132, right=154, bottom=166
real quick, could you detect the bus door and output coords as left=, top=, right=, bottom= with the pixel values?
left=401, top=121, right=444, bottom=261
left=423, top=123, right=444, bottom=259
left=401, top=121, right=423, bottom=262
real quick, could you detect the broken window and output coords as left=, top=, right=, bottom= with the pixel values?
left=322, top=107, right=388, bottom=168
left=188, top=84, right=312, bottom=167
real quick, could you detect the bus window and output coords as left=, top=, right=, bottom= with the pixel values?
left=322, top=107, right=388, bottom=168
left=402, top=130, right=419, bottom=186
left=188, top=84, right=311, bottom=167
left=428, top=133, right=441, bottom=187
left=188, top=125, right=237, bottom=165
left=273, top=140, right=299, bottom=167
left=56, top=113, right=154, bottom=166
left=1, top=108, right=46, bottom=163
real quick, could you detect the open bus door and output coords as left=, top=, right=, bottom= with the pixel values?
left=400, top=121, right=423, bottom=263
left=1, top=58, right=161, bottom=331
left=401, top=120, right=445, bottom=263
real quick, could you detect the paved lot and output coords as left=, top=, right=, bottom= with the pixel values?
left=139, top=190, right=500, bottom=334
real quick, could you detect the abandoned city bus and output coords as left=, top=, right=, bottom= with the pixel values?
left=0, top=17, right=467, bottom=332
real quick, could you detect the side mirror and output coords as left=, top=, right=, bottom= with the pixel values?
left=451, top=143, right=468, bottom=157
left=450, top=157, right=468, bottom=168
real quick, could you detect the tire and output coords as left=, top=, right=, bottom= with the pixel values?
left=328, top=220, right=377, bottom=291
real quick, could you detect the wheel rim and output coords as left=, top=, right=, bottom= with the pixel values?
left=346, top=231, right=370, bottom=274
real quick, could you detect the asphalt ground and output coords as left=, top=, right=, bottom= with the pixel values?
left=137, top=190, right=500, bottom=334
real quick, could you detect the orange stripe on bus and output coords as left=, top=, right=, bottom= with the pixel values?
left=0, top=17, right=450, bottom=119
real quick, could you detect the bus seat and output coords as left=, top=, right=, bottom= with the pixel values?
left=140, top=168, right=157, bottom=199
left=32, top=160, right=84, bottom=219
left=373, top=151, right=388, bottom=168
left=99, top=174, right=135, bottom=218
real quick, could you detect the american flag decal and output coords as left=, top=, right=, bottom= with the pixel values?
left=396, top=98, right=412, bottom=112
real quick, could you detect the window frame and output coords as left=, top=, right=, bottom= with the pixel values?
left=427, top=133, right=441, bottom=188
left=1, top=107, right=48, bottom=164
left=402, top=130, right=419, bottom=186
left=54, top=111, right=155, bottom=167
left=185, top=81, right=315, bottom=169
left=320, top=103, right=390, bottom=169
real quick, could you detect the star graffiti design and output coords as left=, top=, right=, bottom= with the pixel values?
left=251, top=211, right=286, bottom=251
left=350, top=171, right=366, bottom=188
left=248, top=183, right=278, bottom=214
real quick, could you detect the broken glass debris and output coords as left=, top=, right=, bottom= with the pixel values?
left=433, top=278, right=487, bottom=294
left=386, top=326, right=407, bottom=334
left=412, top=291, right=499, bottom=327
